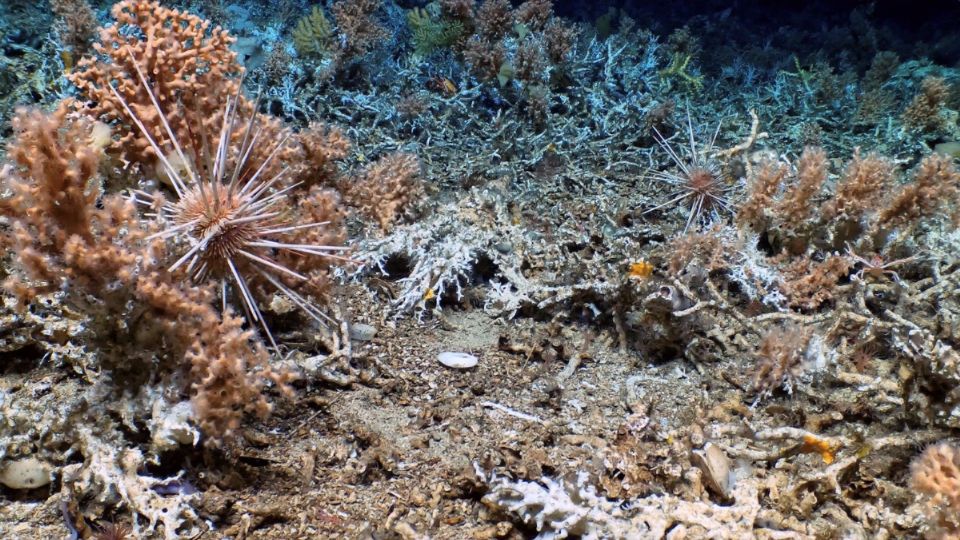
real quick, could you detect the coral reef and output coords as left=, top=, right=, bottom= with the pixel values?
left=3, top=0, right=960, bottom=538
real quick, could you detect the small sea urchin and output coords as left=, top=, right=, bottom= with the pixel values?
left=109, top=50, right=348, bottom=349
left=644, top=114, right=733, bottom=232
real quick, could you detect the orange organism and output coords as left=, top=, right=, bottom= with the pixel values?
left=628, top=260, right=654, bottom=279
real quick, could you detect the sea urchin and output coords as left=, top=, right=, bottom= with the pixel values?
left=644, top=114, right=734, bottom=232
left=109, top=50, right=348, bottom=350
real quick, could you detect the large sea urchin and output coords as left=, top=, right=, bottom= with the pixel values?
left=110, top=51, right=348, bottom=350
left=644, top=114, right=734, bottom=232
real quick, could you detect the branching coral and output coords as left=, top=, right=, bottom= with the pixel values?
left=877, top=153, right=960, bottom=232
left=68, top=0, right=243, bottom=165
left=51, top=0, right=97, bottom=58
left=60, top=429, right=200, bottom=539
left=330, top=0, right=389, bottom=59
left=342, top=153, right=423, bottom=232
left=292, top=122, right=352, bottom=187
left=114, top=63, right=349, bottom=349
left=407, top=5, right=464, bottom=57
left=902, top=76, right=952, bottom=134
left=911, top=443, right=960, bottom=537
left=292, top=6, right=334, bottom=59
left=2, top=0, right=427, bottom=441
left=0, top=105, right=292, bottom=439
left=778, top=254, right=851, bottom=310
left=0, top=104, right=134, bottom=304
left=443, top=0, right=576, bottom=90
left=738, top=147, right=960, bottom=256
left=481, top=466, right=769, bottom=538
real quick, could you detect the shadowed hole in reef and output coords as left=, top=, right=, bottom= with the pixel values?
left=0, top=482, right=54, bottom=503
left=381, top=253, right=413, bottom=281
left=0, top=343, right=46, bottom=375
left=756, top=231, right=776, bottom=257
left=470, top=253, right=499, bottom=284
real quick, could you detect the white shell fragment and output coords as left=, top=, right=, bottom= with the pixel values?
left=691, top=442, right=733, bottom=499
left=437, top=351, right=478, bottom=369
left=0, top=457, right=53, bottom=489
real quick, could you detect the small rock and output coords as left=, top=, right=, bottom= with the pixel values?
left=350, top=323, right=377, bottom=341
left=437, top=351, right=478, bottom=369
left=935, top=141, right=960, bottom=158
left=0, top=457, right=53, bottom=489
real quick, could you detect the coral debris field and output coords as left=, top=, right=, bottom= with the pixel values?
left=2, top=0, right=960, bottom=538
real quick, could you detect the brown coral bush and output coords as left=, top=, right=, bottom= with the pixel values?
left=722, top=146, right=960, bottom=322
left=342, top=153, right=424, bottom=231
left=1, top=1, right=421, bottom=441
left=68, top=0, right=243, bottom=166
left=442, top=0, right=576, bottom=88
left=902, top=76, right=951, bottom=134
left=51, top=0, right=97, bottom=58
left=331, top=0, right=389, bottom=59
left=738, top=147, right=960, bottom=257
left=912, top=443, right=960, bottom=537
left=753, top=325, right=813, bottom=395
left=0, top=105, right=291, bottom=439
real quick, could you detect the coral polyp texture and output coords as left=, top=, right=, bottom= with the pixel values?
left=67, top=0, right=243, bottom=165
left=912, top=443, right=960, bottom=537
left=3, top=0, right=960, bottom=538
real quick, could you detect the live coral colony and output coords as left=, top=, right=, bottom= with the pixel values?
left=1, top=0, right=960, bottom=538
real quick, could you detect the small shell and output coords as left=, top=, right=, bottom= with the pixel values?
left=0, top=457, right=53, bottom=489
left=437, top=351, right=478, bottom=369
left=691, top=443, right=733, bottom=499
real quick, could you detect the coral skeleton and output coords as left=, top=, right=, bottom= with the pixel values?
left=480, top=465, right=765, bottom=539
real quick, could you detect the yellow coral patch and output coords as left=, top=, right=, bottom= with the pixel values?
left=628, top=260, right=654, bottom=279
left=801, top=434, right=836, bottom=465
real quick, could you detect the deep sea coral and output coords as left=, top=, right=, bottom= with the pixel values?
left=902, top=76, right=952, bottom=134
left=1, top=105, right=136, bottom=304
left=114, top=61, right=349, bottom=349
left=0, top=104, right=293, bottom=439
left=5, top=0, right=960, bottom=537
left=911, top=443, right=960, bottom=537
left=68, top=0, right=243, bottom=166
left=50, top=0, right=97, bottom=58
left=342, top=153, right=423, bottom=232
left=293, top=6, right=334, bottom=59
left=330, top=0, right=389, bottom=59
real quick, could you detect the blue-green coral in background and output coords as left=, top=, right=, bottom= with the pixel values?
left=293, top=5, right=333, bottom=58
left=406, top=3, right=462, bottom=58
